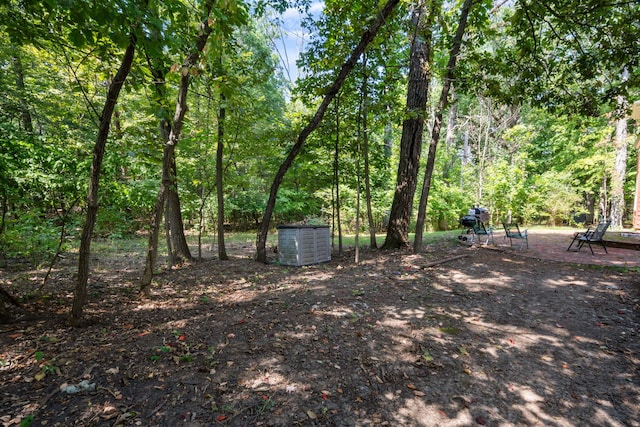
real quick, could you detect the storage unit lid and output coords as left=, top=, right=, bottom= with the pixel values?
left=277, top=224, right=329, bottom=229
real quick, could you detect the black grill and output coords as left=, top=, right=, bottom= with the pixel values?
left=458, top=208, right=490, bottom=241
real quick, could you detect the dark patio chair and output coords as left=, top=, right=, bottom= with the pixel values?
left=567, top=220, right=610, bottom=254
left=471, top=221, right=494, bottom=245
left=502, top=222, right=528, bottom=251
left=567, top=225, right=592, bottom=251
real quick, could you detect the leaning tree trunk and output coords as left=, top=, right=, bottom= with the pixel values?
left=382, top=0, right=433, bottom=249
left=140, top=3, right=214, bottom=295
left=70, top=36, right=137, bottom=323
left=414, top=0, right=473, bottom=252
left=255, top=0, right=400, bottom=262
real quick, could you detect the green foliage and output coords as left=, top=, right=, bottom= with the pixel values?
left=20, top=415, right=34, bottom=427
left=0, top=213, right=76, bottom=266
left=0, top=0, right=638, bottom=265
left=522, top=171, right=582, bottom=225
left=274, top=188, right=323, bottom=224
left=425, top=180, right=467, bottom=231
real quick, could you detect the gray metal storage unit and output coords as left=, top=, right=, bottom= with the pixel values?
left=277, top=225, right=331, bottom=266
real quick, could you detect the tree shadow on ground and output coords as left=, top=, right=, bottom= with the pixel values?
left=0, top=240, right=638, bottom=426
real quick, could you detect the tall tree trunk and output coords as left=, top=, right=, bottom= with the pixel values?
left=361, top=54, right=377, bottom=249
left=611, top=113, right=628, bottom=229
left=166, top=156, right=192, bottom=262
left=140, top=3, right=214, bottom=295
left=444, top=86, right=458, bottom=176
left=414, top=0, right=473, bottom=252
left=145, top=52, right=192, bottom=266
left=355, top=132, right=361, bottom=264
left=255, top=0, right=400, bottom=262
left=382, top=0, right=433, bottom=249
left=216, top=93, right=228, bottom=260
left=334, top=97, right=343, bottom=256
left=476, top=99, right=492, bottom=203
left=610, top=70, right=630, bottom=229
left=70, top=36, right=136, bottom=323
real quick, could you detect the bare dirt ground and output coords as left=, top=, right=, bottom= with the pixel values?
left=1, top=231, right=639, bottom=427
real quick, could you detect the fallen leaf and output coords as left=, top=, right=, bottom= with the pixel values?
left=413, top=390, right=425, bottom=397
left=35, top=371, right=46, bottom=381
left=306, top=410, right=317, bottom=419
left=406, top=383, right=417, bottom=390
left=8, top=333, right=22, bottom=339
left=137, top=331, right=150, bottom=337
left=216, top=415, right=227, bottom=422
left=285, top=385, right=297, bottom=393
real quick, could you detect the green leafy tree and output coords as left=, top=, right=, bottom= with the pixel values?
left=255, top=0, right=401, bottom=262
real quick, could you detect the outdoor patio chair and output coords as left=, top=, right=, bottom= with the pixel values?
left=567, top=220, right=610, bottom=254
left=471, top=221, right=494, bottom=245
left=502, top=222, right=528, bottom=251
left=567, top=225, right=593, bottom=251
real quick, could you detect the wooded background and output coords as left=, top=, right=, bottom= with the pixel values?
left=1, top=0, right=638, bottom=318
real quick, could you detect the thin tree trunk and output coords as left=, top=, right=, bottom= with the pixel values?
left=216, top=93, right=228, bottom=260
left=460, top=127, right=470, bottom=188
left=355, top=106, right=362, bottom=264
left=197, top=186, right=212, bottom=259
left=164, top=197, right=175, bottom=268
left=331, top=185, right=335, bottom=249
left=361, top=54, right=377, bottom=248
left=255, top=0, right=400, bottom=262
left=70, top=36, right=137, bottom=323
left=140, top=3, right=214, bottom=295
left=334, top=96, right=343, bottom=256
left=382, top=0, right=433, bottom=249
left=414, top=0, right=473, bottom=252
left=0, top=191, right=7, bottom=237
